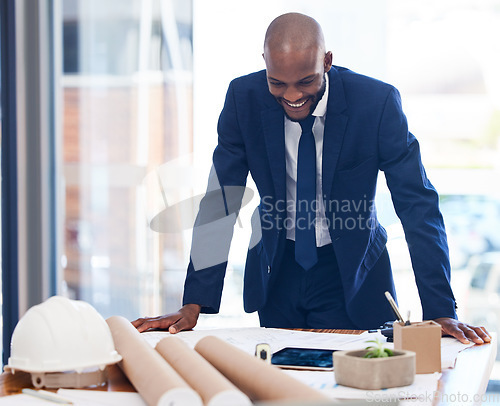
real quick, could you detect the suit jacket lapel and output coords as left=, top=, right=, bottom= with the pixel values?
left=322, top=67, right=348, bottom=201
left=261, top=102, right=286, bottom=204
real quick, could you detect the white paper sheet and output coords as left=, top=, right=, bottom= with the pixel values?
left=283, top=368, right=441, bottom=399
left=141, top=326, right=475, bottom=403
left=57, top=389, right=147, bottom=406
left=0, top=390, right=146, bottom=406
left=143, top=327, right=370, bottom=354
left=143, top=327, right=473, bottom=370
left=0, top=394, right=55, bottom=405
left=440, top=337, right=475, bottom=369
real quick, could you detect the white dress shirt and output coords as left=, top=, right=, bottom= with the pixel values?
left=285, top=74, right=332, bottom=247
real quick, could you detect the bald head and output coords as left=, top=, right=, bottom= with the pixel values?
left=262, top=13, right=332, bottom=121
left=264, top=13, right=325, bottom=56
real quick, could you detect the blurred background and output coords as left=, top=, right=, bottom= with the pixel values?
left=2, top=0, right=500, bottom=380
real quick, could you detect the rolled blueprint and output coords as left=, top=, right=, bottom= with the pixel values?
left=156, top=336, right=251, bottom=406
left=194, top=335, right=331, bottom=403
left=106, top=316, right=202, bottom=406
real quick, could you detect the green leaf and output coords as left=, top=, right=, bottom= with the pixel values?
left=362, top=337, right=394, bottom=358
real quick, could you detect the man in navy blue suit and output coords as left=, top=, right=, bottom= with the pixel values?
left=133, top=13, right=490, bottom=344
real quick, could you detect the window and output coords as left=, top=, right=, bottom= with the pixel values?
left=1, top=0, right=19, bottom=365
left=0, top=9, right=3, bottom=364
left=59, top=0, right=193, bottom=319
left=471, top=263, right=492, bottom=290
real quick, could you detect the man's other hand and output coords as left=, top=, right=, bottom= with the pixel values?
left=131, top=304, right=201, bottom=334
left=434, top=317, right=491, bottom=344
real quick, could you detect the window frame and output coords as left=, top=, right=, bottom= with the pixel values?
left=0, top=0, right=20, bottom=365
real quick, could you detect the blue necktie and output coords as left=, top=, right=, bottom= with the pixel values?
left=295, top=115, right=318, bottom=270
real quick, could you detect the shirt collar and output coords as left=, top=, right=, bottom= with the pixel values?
left=312, top=73, right=329, bottom=118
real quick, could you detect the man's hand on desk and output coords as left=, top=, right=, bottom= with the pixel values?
left=131, top=303, right=201, bottom=334
left=434, top=317, right=491, bottom=345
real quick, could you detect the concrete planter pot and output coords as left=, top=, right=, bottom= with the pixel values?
left=334, top=349, right=416, bottom=390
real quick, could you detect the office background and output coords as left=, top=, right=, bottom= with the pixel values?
left=1, top=0, right=500, bottom=380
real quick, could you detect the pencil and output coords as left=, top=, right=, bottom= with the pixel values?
left=384, top=291, right=405, bottom=323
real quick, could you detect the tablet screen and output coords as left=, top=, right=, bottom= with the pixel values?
left=271, top=347, right=336, bottom=370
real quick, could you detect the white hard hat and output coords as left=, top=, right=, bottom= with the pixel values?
left=6, top=296, right=122, bottom=388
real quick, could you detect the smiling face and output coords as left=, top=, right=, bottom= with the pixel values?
left=264, top=47, right=332, bottom=121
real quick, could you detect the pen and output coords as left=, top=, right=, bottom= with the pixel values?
left=22, top=388, right=74, bottom=404
left=384, top=291, right=405, bottom=324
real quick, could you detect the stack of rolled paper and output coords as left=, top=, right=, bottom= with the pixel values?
left=107, top=316, right=331, bottom=406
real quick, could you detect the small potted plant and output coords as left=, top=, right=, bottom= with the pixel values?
left=333, top=338, right=416, bottom=390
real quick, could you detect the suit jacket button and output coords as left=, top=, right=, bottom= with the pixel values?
left=267, top=266, right=271, bottom=273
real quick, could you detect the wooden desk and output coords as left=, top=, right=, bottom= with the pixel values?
left=0, top=330, right=496, bottom=405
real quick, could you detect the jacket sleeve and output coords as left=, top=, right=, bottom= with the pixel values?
left=378, top=87, right=457, bottom=320
left=182, top=80, right=249, bottom=313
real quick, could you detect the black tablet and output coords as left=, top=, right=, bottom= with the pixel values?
left=271, top=347, right=337, bottom=371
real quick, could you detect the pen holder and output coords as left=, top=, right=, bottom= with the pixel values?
left=393, top=321, right=441, bottom=374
